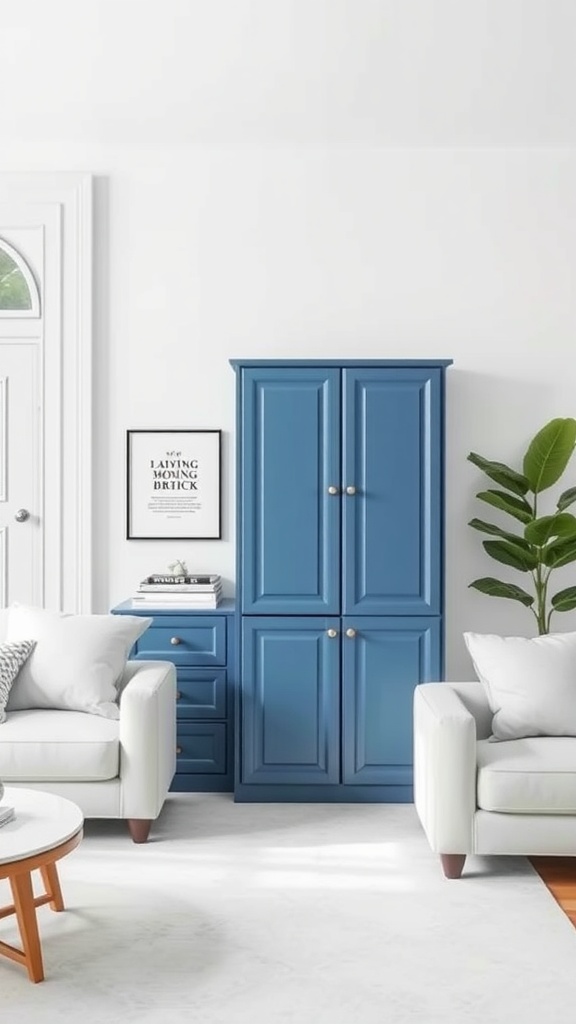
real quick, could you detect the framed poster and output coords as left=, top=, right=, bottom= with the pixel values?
left=127, top=429, right=221, bottom=539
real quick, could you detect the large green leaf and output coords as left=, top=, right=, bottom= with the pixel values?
left=483, top=540, right=539, bottom=571
left=468, top=518, right=530, bottom=547
left=469, top=577, right=534, bottom=606
left=551, top=586, right=576, bottom=612
left=557, top=486, right=576, bottom=512
left=522, top=418, right=576, bottom=493
left=476, top=489, right=534, bottom=524
left=467, top=453, right=530, bottom=495
left=524, top=513, right=576, bottom=546
left=542, top=537, right=576, bottom=569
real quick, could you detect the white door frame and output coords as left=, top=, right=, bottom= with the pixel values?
left=0, top=173, right=93, bottom=612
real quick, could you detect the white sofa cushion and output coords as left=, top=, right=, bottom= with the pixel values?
left=0, top=709, right=119, bottom=781
left=5, top=605, right=152, bottom=719
left=463, top=630, right=576, bottom=740
left=477, top=736, right=576, bottom=813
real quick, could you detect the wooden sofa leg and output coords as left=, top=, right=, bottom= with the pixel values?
left=440, top=854, right=466, bottom=879
left=127, top=819, right=152, bottom=844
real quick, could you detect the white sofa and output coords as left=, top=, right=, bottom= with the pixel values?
left=413, top=681, right=576, bottom=878
left=0, top=660, right=177, bottom=842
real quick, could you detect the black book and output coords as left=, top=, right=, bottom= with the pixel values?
left=144, top=574, right=220, bottom=586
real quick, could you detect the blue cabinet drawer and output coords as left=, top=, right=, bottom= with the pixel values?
left=176, top=723, right=227, bottom=774
left=134, top=616, right=226, bottom=666
left=176, top=669, right=227, bottom=719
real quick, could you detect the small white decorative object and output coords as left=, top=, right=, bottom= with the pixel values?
left=168, top=559, right=188, bottom=577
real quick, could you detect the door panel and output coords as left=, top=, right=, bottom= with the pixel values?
left=0, top=344, right=41, bottom=605
left=342, top=368, right=443, bottom=615
left=0, top=180, right=93, bottom=613
left=341, top=616, right=441, bottom=785
left=241, top=368, right=341, bottom=614
left=241, top=617, right=340, bottom=784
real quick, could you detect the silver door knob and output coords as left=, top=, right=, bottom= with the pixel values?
left=345, top=486, right=356, bottom=496
left=345, top=628, right=356, bottom=638
left=326, top=628, right=338, bottom=638
left=327, top=486, right=339, bottom=495
left=14, top=508, right=30, bottom=522
left=170, top=636, right=182, bottom=645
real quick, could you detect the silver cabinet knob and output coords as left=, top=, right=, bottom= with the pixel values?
left=327, top=485, right=339, bottom=495
left=170, top=636, right=182, bottom=646
left=326, top=628, right=338, bottom=638
left=14, top=508, right=30, bottom=522
left=346, top=628, right=356, bottom=638
left=345, top=486, right=356, bottom=496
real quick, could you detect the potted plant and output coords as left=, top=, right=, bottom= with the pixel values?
left=468, top=417, right=576, bottom=635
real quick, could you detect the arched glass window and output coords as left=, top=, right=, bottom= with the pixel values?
left=0, top=238, right=40, bottom=317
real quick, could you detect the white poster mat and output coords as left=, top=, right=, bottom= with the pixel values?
left=127, top=430, right=221, bottom=539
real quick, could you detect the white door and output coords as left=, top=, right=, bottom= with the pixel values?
left=0, top=344, right=41, bottom=605
left=0, top=222, right=44, bottom=608
left=0, top=176, right=93, bottom=612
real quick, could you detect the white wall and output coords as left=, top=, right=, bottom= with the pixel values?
left=3, top=2, right=576, bottom=678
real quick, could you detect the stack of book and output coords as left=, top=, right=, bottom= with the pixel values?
left=132, top=574, right=222, bottom=609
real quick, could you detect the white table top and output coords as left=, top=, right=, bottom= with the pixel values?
left=0, top=787, right=83, bottom=865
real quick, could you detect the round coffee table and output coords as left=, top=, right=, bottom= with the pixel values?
left=0, top=787, right=83, bottom=983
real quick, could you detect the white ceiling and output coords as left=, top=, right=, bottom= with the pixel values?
left=2, top=0, right=576, bottom=145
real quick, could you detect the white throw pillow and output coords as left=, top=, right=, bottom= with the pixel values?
left=5, top=606, right=152, bottom=719
left=463, top=630, right=576, bottom=740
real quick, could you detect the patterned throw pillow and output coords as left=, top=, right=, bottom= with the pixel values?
left=0, top=640, right=36, bottom=723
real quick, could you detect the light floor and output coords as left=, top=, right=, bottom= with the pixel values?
left=3, top=795, right=576, bottom=1023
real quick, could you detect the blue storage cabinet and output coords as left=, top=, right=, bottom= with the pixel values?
left=231, top=359, right=451, bottom=802
left=112, top=600, right=235, bottom=792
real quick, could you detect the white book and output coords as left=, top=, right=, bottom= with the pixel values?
left=136, top=583, right=222, bottom=594
left=131, top=595, right=221, bottom=606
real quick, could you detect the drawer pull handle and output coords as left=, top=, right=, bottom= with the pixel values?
left=326, top=628, right=338, bottom=638
left=345, top=485, right=357, bottom=496
left=176, top=746, right=183, bottom=755
left=346, top=628, right=356, bottom=638
left=327, top=485, right=339, bottom=495
left=170, top=636, right=182, bottom=646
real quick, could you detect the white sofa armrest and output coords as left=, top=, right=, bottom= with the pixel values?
left=117, top=660, right=177, bottom=820
left=413, top=682, right=480, bottom=855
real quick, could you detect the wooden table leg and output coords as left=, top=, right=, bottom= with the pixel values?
left=9, top=872, right=44, bottom=983
left=40, top=862, right=64, bottom=912
left=0, top=829, right=82, bottom=982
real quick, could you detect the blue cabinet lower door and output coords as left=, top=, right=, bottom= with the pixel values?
left=341, top=617, right=441, bottom=785
left=241, top=617, right=340, bottom=785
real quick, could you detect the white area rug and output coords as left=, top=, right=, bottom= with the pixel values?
left=2, top=795, right=576, bottom=1023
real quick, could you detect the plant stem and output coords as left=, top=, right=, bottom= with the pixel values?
left=534, top=562, right=548, bottom=634
left=531, top=491, right=548, bottom=634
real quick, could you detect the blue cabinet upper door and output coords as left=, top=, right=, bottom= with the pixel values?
left=241, top=617, right=340, bottom=785
left=342, top=368, right=443, bottom=615
left=341, top=617, right=441, bottom=786
left=241, top=368, right=341, bottom=614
